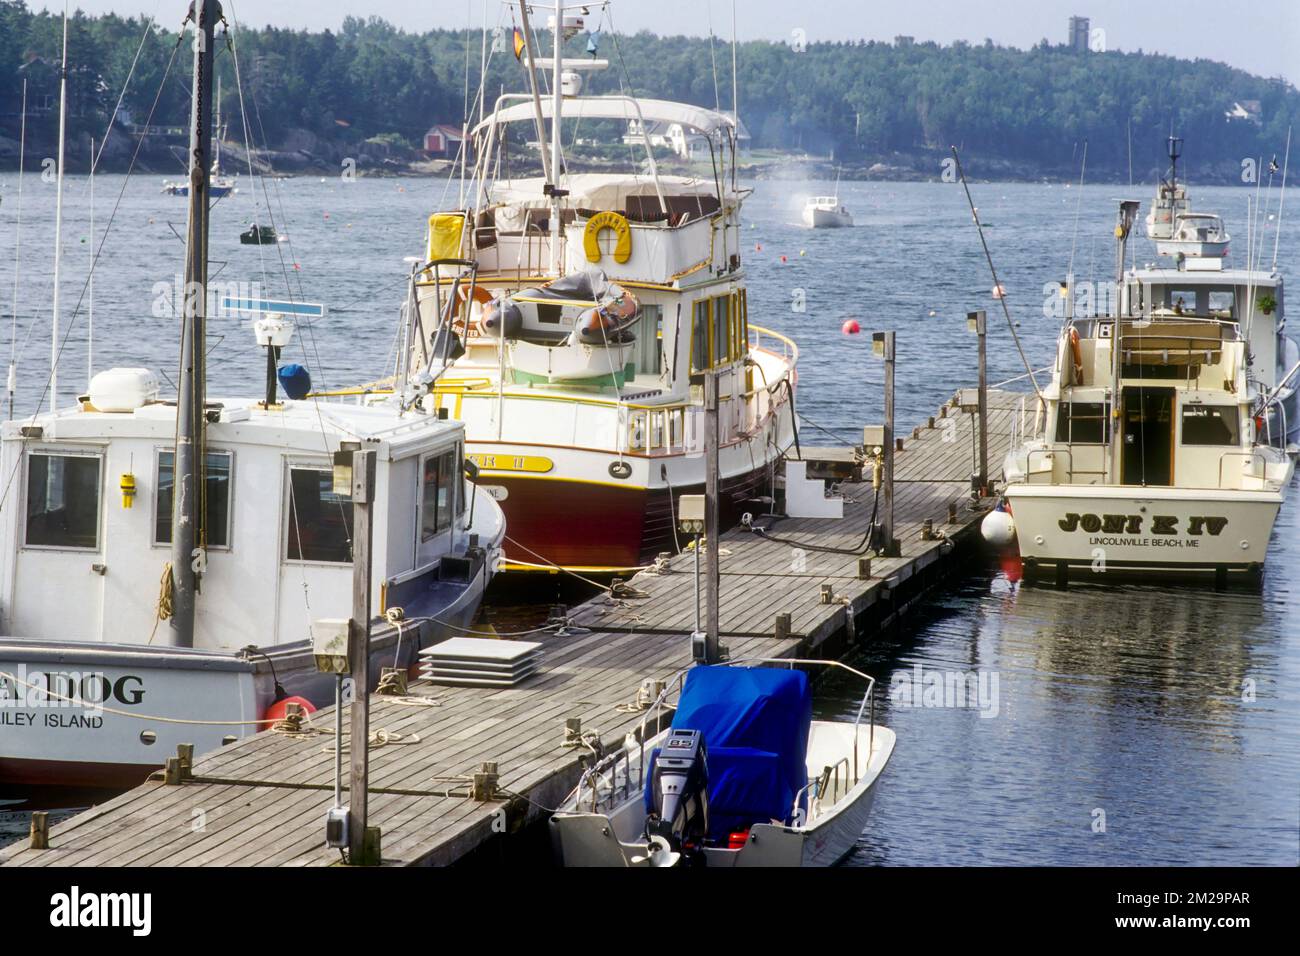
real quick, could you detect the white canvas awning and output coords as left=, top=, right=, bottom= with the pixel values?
left=489, top=173, right=717, bottom=209
left=472, top=96, right=735, bottom=138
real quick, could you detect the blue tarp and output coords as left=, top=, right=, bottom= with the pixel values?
left=646, top=666, right=812, bottom=841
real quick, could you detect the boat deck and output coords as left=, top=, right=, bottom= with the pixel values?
left=0, top=390, right=1028, bottom=867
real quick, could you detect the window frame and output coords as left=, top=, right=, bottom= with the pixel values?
left=22, top=448, right=104, bottom=553
left=420, top=446, right=460, bottom=543
left=1054, top=401, right=1111, bottom=445
left=282, top=461, right=355, bottom=566
left=152, top=446, right=235, bottom=551
left=1179, top=403, right=1241, bottom=447
left=691, top=292, right=743, bottom=373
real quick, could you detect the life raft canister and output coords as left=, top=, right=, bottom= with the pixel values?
left=583, top=210, right=633, bottom=264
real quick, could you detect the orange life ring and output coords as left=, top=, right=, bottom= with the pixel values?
left=1067, top=327, right=1084, bottom=385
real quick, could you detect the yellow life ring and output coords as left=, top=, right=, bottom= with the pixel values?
left=583, top=211, right=632, bottom=264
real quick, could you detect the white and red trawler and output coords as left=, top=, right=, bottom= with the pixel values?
left=375, top=7, right=797, bottom=574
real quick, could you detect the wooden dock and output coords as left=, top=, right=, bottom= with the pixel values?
left=1, top=390, right=1027, bottom=867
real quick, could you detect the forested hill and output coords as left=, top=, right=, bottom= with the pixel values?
left=0, top=3, right=1296, bottom=181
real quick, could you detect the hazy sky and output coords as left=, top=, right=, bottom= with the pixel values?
left=30, top=0, right=1300, bottom=84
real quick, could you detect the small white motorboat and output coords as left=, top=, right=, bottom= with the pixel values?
left=802, top=195, right=853, bottom=228
left=1157, top=212, right=1230, bottom=259
left=549, top=658, right=894, bottom=867
left=1146, top=136, right=1229, bottom=259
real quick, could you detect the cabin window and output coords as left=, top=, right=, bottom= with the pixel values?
left=1181, top=405, right=1239, bottom=446
left=1167, top=290, right=1198, bottom=315
left=155, top=450, right=233, bottom=548
left=692, top=294, right=739, bottom=372
left=632, top=305, right=663, bottom=375
left=1055, top=402, right=1110, bottom=444
left=732, top=289, right=749, bottom=362
left=1207, top=291, right=1235, bottom=317
left=285, top=468, right=353, bottom=563
left=421, top=449, right=458, bottom=541
left=712, top=296, right=730, bottom=366
left=24, top=452, right=101, bottom=550
left=691, top=301, right=710, bottom=372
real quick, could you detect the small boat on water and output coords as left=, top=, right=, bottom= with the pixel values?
left=240, top=223, right=283, bottom=245
left=162, top=78, right=236, bottom=198
left=802, top=195, right=853, bottom=229
left=996, top=200, right=1294, bottom=586
left=1146, top=136, right=1229, bottom=259
left=802, top=169, right=853, bottom=228
left=549, top=659, right=894, bottom=867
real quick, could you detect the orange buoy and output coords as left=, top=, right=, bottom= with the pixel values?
left=842, top=319, right=861, bottom=335
left=755, top=243, right=762, bottom=252
left=780, top=254, right=787, bottom=263
left=262, top=695, right=316, bottom=726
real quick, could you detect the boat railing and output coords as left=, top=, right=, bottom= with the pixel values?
left=572, top=742, right=638, bottom=815
left=1024, top=446, right=1065, bottom=483
left=1218, top=449, right=1270, bottom=488
left=749, top=324, right=799, bottom=365
left=569, top=657, right=880, bottom=818
left=794, top=755, right=852, bottom=825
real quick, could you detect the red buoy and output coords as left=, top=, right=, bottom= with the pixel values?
left=842, top=319, right=861, bottom=334
left=263, top=695, right=316, bottom=726
left=755, top=243, right=762, bottom=252
left=780, top=255, right=787, bottom=263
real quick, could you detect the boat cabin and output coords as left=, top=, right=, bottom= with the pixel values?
left=0, top=375, right=471, bottom=650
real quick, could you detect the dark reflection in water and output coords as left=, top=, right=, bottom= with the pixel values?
left=821, top=492, right=1298, bottom=866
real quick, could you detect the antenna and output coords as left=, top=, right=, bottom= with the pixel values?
left=731, top=0, right=739, bottom=128
left=49, top=5, right=69, bottom=414
left=1272, top=126, right=1291, bottom=271
left=549, top=0, right=564, bottom=275
left=88, top=135, right=94, bottom=387
left=7, top=78, right=26, bottom=420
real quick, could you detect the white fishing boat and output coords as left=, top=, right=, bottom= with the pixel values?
left=549, top=659, right=894, bottom=867
left=802, top=196, right=853, bottom=229
left=362, top=2, right=797, bottom=575
left=0, top=2, right=504, bottom=792
left=996, top=201, right=1294, bottom=586
left=1146, top=136, right=1229, bottom=259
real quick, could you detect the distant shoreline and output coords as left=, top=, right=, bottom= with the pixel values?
left=0, top=136, right=1259, bottom=188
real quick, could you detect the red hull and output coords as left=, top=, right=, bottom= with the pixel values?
left=0, top=755, right=159, bottom=790
left=492, top=464, right=772, bottom=570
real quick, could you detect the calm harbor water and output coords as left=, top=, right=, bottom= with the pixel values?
left=0, top=171, right=1295, bottom=864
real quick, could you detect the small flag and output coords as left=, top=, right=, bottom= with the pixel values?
left=513, top=27, right=526, bottom=61
left=586, top=30, right=600, bottom=56
left=1269, top=156, right=1279, bottom=174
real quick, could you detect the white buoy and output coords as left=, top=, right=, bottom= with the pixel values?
left=981, top=508, right=1016, bottom=546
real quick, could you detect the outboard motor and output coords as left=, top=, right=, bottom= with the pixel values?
left=645, top=729, right=709, bottom=861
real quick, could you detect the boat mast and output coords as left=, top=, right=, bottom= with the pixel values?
left=1110, top=201, right=1140, bottom=485
left=88, top=136, right=94, bottom=385
left=548, top=0, right=564, bottom=275
left=171, top=0, right=219, bottom=648
left=214, top=74, right=222, bottom=176
left=7, top=78, right=26, bottom=420
left=49, top=6, right=69, bottom=414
